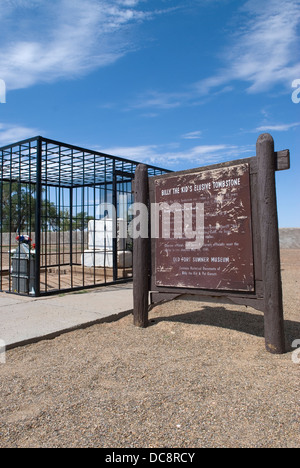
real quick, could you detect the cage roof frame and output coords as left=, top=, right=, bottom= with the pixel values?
left=0, top=136, right=170, bottom=188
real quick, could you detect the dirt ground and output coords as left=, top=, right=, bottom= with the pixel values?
left=0, top=250, right=299, bottom=448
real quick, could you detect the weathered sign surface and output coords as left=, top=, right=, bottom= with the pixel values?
left=154, top=163, right=254, bottom=291
left=133, top=134, right=290, bottom=353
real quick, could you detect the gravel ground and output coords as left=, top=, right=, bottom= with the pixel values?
left=0, top=250, right=299, bottom=448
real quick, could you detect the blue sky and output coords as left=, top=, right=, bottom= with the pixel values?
left=0, top=0, right=299, bottom=227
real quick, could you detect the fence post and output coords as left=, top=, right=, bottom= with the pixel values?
left=133, top=164, right=149, bottom=328
left=112, top=160, right=118, bottom=282
left=34, top=137, right=42, bottom=298
left=257, top=133, right=285, bottom=354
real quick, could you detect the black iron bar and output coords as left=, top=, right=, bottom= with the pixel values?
left=34, top=137, right=42, bottom=297
left=112, top=159, right=118, bottom=283
left=0, top=136, right=168, bottom=296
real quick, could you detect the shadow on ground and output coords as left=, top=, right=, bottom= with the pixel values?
left=150, top=305, right=300, bottom=352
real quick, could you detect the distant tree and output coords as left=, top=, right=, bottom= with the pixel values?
left=1, top=182, right=67, bottom=233
left=60, top=210, right=93, bottom=232
left=1, top=181, right=95, bottom=233
left=72, top=212, right=94, bottom=231
left=0, top=182, right=33, bottom=233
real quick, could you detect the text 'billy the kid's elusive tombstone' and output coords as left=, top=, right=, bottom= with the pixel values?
left=155, top=163, right=254, bottom=292
left=133, top=134, right=291, bottom=354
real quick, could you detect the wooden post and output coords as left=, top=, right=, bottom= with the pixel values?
left=133, top=164, right=149, bottom=327
left=257, top=134, right=285, bottom=354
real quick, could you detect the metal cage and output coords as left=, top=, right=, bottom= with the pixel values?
left=0, top=136, right=169, bottom=296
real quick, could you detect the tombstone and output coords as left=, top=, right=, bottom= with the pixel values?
left=81, top=218, right=133, bottom=268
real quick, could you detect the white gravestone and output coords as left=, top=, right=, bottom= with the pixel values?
left=82, top=219, right=132, bottom=268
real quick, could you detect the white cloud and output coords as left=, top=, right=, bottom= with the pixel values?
left=0, top=123, right=40, bottom=146
left=99, top=142, right=254, bottom=166
left=132, top=0, right=300, bottom=111
left=0, top=0, right=160, bottom=90
left=97, top=144, right=161, bottom=165
left=256, top=122, right=300, bottom=132
left=182, top=131, right=203, bottom=140
left=196, top=0, right=300, bottom=94
left=133, top=90, right=189, bottom=110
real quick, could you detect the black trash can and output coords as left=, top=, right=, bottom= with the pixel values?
left=11, top=244, right=35, bottom=295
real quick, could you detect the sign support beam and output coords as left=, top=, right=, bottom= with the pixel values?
left=133, top=164, right=149, bottom=328
left=133, top=134, right=290, bottom=354
left=257, top=134, right=285, bottom=354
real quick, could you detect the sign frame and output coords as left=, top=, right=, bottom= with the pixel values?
left=133, top=134, right=290, bottom=354
left=153, top=162, right=255, bottom=293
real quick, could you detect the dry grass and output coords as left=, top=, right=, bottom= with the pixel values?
left=0, top=250, right=299, bottom=448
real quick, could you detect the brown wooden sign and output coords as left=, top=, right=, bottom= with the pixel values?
left=154, top=163, right=254, bottom=292
left=133, top=134, right=290, bottom=354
